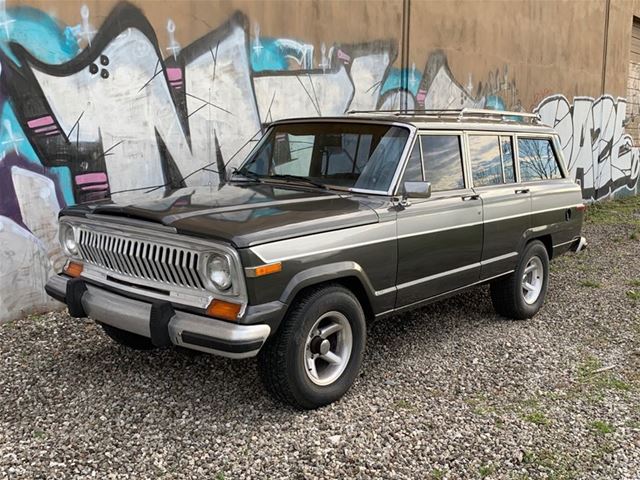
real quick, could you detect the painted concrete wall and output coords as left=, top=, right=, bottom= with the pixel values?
left=0, top=0, right=639, bottom=323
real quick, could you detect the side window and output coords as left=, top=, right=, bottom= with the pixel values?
left=468, top=135, right=502, bottom=187
left=500, top=136, right=516, bottom=183
left=420, top=135, right=465, bottom=191
left=399, top=142, right=423, bottom=186
left=518, top=138, right=563, bottom=181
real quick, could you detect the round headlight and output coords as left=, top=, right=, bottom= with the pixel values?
left=60, top=224, right=79, bottom=256
left=206, top=255, right=232, bottom=291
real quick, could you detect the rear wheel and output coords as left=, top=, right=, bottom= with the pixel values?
left=99, top=323, right=156, bottom=350
left=490, top=240, right=550, bottom=319
left=257, top=284, right=366, bottom=410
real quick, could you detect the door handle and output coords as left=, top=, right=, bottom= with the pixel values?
left=461, top=194, right=480, bottom=201
left=515, top=188, right=530, bottom=194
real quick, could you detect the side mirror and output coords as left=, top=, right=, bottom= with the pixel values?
left=403, top=181, right=431, bottom=199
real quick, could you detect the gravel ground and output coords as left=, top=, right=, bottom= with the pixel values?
left=1, top=197, right=640, bottom=479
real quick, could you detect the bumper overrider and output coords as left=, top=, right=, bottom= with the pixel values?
left=45, top=273, right=274, bottom=359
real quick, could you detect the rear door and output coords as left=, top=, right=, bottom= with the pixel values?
left=395, top=132, right=483, bottom=307
left=516, top=135, right=581, bottom=247
left=467, top=133, right=530, bottom=279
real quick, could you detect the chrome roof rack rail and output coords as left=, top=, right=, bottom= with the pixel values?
left=347, top=108, right=542, bottom=124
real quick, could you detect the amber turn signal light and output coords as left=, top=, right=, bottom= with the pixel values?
left=206, top=299, right=242, bottom=321
left=64, top=261, right=84, bottom=278
left=245, top=262, right=282, bottom=278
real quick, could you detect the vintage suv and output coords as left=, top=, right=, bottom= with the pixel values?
left=45, top=109, right=586, bottom=409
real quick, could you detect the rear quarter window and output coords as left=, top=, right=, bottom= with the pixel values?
left=517, top=138, right=563, bottom=181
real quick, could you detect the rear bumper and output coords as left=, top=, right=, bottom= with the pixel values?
left=570, top=236, right=588, bottom=253
left=45, top=274, right=270, bottom=359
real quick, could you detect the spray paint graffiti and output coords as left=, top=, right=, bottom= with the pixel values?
left=535, top=95, right=640, bottom=200
left=0, top=3, right=521, bottom=202
left=0, top=0, right=635, bottom=323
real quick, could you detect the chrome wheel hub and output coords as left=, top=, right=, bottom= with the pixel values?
left=303, top=311, right=353, bottom=386
left=522, top=256, right=544, bottom=304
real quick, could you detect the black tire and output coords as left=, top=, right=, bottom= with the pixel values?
left=490, top=240, right=550, bottom=320
left=99, top=323, right=156, bottom=350
left=257, top=284, right=366, bottom=410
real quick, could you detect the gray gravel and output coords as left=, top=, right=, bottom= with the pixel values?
left=1, top=202, right=640, bottom=479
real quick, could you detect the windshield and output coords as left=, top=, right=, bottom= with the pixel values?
left=237, top=122, right=411, bottom=192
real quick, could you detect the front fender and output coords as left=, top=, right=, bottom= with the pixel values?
left=279, top=261, right=393, bottom=316
left=280, top=261, right=374, bottom=304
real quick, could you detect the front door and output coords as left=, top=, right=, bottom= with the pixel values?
left=467, top=133, right=531, bottom=279
left=396, top=133, right=483, bottom=307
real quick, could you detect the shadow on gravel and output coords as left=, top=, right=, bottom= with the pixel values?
left=41, top=283, right=507, bottom=420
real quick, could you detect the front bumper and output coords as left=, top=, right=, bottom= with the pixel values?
left=45, top=274, right=271, bottom=359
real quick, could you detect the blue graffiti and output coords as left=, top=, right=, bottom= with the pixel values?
left=485, top=95, right=506, bottom=111
left=251, top=38, right=290, bottom=72
left=0, top=102, right=73, bottom=206
left=0, top=102, right=36, bottom=163
left=1, top=7, right=79, bottom=65
left=0, top=7, right=77, bottom=205
left=380, top=68, right=422, bottom=97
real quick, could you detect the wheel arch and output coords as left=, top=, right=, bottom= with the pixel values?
left=520, top=231, right=554, bottom=260
left=526, top=234, right=553, bottom=260
left=279, top=262, right=379, bottom=322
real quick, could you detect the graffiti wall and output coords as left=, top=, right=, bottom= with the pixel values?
left=0, top=1, right=638, bottom=322
left=535, top=95, right=640, bottom=201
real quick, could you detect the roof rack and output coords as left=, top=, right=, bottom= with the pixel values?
left=347, top=108, right=541, bottom=124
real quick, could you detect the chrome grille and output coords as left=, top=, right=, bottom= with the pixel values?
left=77, top=228, right=206, bottom=290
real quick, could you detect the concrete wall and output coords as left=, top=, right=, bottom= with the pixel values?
left=0, top=0, right=639, bottom=323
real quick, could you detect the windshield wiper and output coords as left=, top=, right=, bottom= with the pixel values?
left=265, top=174, right=328, bottom=190
left=231, top=168, right=262, bottom=182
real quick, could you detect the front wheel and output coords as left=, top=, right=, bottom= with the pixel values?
left=257, top=284, right=366, bottom=410
left=490, top=240, right=550, bottom=320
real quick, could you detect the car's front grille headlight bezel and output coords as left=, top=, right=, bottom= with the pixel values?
left=59, top=222, right=80, bottom=259
left=203, top=252, right=234, bottom=292
left=58, top=216, right=247, bottom=306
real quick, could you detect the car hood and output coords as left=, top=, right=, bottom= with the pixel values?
left=63, top=182, right=383, bottom=248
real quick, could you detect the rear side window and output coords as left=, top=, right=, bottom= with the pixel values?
left=468, top=135, right=503, bottom=187
left=518, top=138, right=563, bottom=181
left=420, top=135, right=465, bottom=191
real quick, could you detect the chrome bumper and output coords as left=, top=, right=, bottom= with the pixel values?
left=45, top=274, right=270, bottom=359
left=571, top=236, right=588, bottom=253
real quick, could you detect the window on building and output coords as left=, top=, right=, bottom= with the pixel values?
left=518, top=138, right=562, bottom=181
left=420, top=135, right=465, bottom=191
left=626, top=16, right=640, bottom=145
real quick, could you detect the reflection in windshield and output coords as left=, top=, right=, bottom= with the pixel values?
left=239, top=122, right=410, bottom=192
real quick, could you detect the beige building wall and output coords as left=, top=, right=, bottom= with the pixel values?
left=10, top=0, right=637, bottom=109
left=12, top=0, right=405, bottom=68
left=408, top=0, right=608, bottom=109
left=1, top=0, right=639, bottom=323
